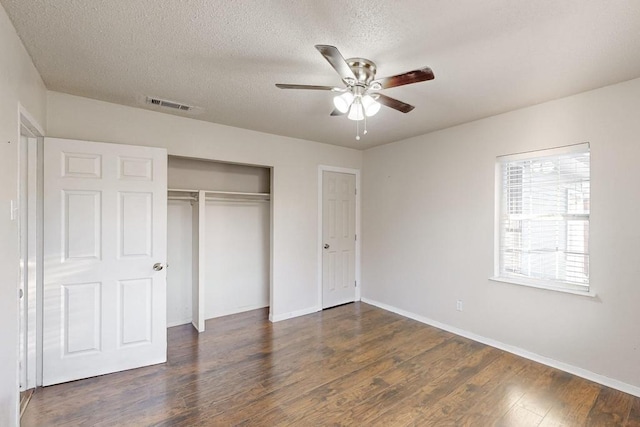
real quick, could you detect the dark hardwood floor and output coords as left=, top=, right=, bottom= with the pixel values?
left=22, top=303, right=640, bottom=426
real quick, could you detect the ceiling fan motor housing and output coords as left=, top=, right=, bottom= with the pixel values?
left=345, top=58, right=377, bottom=86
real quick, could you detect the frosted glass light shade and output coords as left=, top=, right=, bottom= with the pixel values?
left=333, top=92, right=354, bottom=113
left=362, top=95, right=381, bottom=117
left=347, top=102, right=364, bottom=121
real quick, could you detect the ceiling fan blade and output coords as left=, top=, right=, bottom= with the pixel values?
left=377, top=94, right=415, bottom=113
left=275, top=84, right=335, bottom=90
left=373, top=67, right=434, bottom=90
left=315, top=45, right=357, bottom=83
left=330, top=108, right=345, bottom=116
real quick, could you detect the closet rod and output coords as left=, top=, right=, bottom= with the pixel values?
left=204, top=196, right=270, bottom=202
left=169, top=188, right=270, bottom=197
left=205, top=190, right=270, bottom=197
left=168, top=196, right=196, bottom=201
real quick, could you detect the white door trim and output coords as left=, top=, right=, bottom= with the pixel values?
left=17, top=104, right=44, bottom=415
left=19, top=104, right=45, bottom=138
left=317, top=165, right=361, bottom=311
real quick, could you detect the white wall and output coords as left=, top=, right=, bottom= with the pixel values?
left=0, top=4, right=47, bottom=425
left=362, top=77, right=640, bottom=392
left=168, top=155, right=270, bottom=193
left=46, top=91, right=363, bottom=321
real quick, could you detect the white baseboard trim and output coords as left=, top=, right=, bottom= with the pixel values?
left=270, top=305, right=321, bottom=323
left=191, top=321, right=204, bottom=333
left=167, top=318, right=192, bottom=328
left=361, top=297, right=640, bottom=398
left=208, top=303, right=269, bottom=320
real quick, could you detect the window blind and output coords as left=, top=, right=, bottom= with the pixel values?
left=498, top=144, right=590, bottom=290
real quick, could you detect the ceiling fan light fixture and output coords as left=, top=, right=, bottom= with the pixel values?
left=333, top=92, right=354, bottom=113
left=362, top=94, right=381, bottom=117
left=347, top=100, right=364, bottom=121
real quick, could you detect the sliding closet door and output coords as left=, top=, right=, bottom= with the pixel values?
left=204, top=199, right=270, bottom=318
left=166, top=200, right=193, bottom=327
left=192, top=192, right=206, bottom=332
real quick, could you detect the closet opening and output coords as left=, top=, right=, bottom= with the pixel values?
left=166, top=156, right=271, bottom=332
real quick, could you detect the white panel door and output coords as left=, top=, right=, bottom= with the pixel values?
left=43, top=137, right=167, bottom=386
left=322, top=171, right=356, bottom=309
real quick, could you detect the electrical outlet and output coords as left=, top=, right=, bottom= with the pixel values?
left=456, top=300, right=463, bottom=311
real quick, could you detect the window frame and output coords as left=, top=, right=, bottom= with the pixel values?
left=491, top=143, right=594, bottom=297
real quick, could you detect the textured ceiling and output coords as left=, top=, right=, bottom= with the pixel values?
left=3, top=0, right=640, bottom=149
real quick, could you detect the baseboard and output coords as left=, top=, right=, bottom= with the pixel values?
left=270, top=305, right=320, bottom=322
left=20, top=388, right=34, bottom=418
left=207, top=303, right=269, bottom=320
left=167, top=318, right=192, bottom=328
left=361, top=297, right=640, bottom=398
left=191, top=320, right=204, bottom=333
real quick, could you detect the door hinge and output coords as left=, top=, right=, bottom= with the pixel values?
left=355, top=188, right=357, bottom=195
left=354, top=234, right=357, bottom=241
left=355, top=280, right=357, bottom=287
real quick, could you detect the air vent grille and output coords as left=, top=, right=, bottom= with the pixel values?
left=145, top=96, right=194, bottom=111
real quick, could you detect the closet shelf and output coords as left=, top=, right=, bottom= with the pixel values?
left=168, top=189, right=270, bottom=202
left=167, top=196, right=197, bottom=201
left=168, top=188, right=199, bottom=193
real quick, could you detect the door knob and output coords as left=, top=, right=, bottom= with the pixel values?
left=153, top=263, right=165, bottom=271
left=324, top=244, right=330, bottom=249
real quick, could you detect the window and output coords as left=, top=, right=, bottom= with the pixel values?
left=494, top=143, right=590, bottom=293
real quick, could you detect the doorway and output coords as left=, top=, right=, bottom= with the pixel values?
left=166, top=156, right=272, bottom=331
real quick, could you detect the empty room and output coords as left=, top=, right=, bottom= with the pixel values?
left=2, top=1, right=640, bottom=425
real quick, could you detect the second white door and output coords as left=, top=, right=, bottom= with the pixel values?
left=322, top=171, right=356, bottom=309
left=43, top=137, right=168, bottom=386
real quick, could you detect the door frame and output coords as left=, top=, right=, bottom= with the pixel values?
left=17, top=104, right=44, bottom=395
left=317, top=165, right=361, bottom=310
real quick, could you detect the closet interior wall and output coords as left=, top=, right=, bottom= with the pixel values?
left=166, top=156, right=271, bottom=328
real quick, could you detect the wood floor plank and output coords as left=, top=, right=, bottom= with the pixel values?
left=258, top=336, right=462, bottom=426
left=626, top=397, right=640, bottom=426
left=21, top=303, right=640, bottom=426
left=504, top=366, right=574, bottom=421
left=586, top=386, right=634, bottom=426
left=496, top=404, right=544, bottom=427
left=177, top=313, right=417, bottom=414
left=455, top=358, right=550, bottom=426
left=539, top=376, right=601, bottom=426
left=405, top=352, right=529, bottom=426
left=354, top=343, right=501, bottom=426
left=201, top=319, right=451, bottom=425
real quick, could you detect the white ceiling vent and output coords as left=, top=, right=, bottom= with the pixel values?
left=145, top=96, right=195, bottom=112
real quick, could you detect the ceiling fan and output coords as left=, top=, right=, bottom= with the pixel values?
left=276, top=45, right=435, bottom=139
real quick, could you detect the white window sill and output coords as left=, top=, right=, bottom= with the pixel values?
left=489, top=276, right=597, bottom=298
